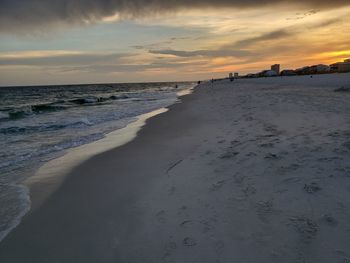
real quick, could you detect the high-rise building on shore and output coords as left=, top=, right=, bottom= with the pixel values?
left=271, top=64, right=280, bottom=75
left=331, top=59, right=350, bottom=73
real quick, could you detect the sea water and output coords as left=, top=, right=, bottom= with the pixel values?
left=0, top=81, right=194, bottom=241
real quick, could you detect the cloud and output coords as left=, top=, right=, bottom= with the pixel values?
left=55, top=59, right=207, bottom=74
left=230, top=17, right=343, bottom=48
left=0, top=49, right=204, bottom=74
left=286, top=9, right=320, bottom=20
left=233, top=29, right=292, bottom=48
left=148, top=27, right=297, bottom=59
left=309, top=18, right=343, bottom=28
left=0, top=52, right=129, bottom=66
left=1, top=0, right=349, bottom=33
left=149, top=49, right=251, bottom=58
left=149, top=16, right=344, bottom=60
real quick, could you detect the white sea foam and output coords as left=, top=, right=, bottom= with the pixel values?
left=0, top=184, right=30, bottom=242
left=79, top=117, right=93, bottom=126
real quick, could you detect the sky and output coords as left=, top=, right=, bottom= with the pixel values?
left=0, top=0, right=349, bottom=86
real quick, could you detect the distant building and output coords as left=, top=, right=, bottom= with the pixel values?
left=309, top=64, right=330, bottom=74
left=234, top=73, right=239, bottom=78
left=316, top=64, right=330, bottom=73
left=229, top=73, right=234, bottom=81
left=281, top=70, right=296, bottom=76
left=262, top=70, right=278, bottom=77
left=330, top=59, right=350, bottom=73
left=295, top=66, right=311, bottom=75
left=271, top=64, right=280, bottom=75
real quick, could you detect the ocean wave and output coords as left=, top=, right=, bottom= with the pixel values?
left=1, top=94, right=131, bottom=121
left=79, top=117, right=94, bottom=126
left=0, top=118, right=94, bottom=135
left=109, top=94, right=129, bottom=100
left=69, top=94, right=129, bottom=104
left=69, top=98, right=98, bottom=104
left=30, top=103, right=67, bottom=113
left=0, top=111, right=9, bottom=120
left=8, top=108, right=33, bottom=119
left=0, top=131, right=104, bottom=171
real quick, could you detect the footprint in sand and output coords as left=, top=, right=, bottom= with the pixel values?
left=183, top=237, right=197, bottom=247
left=210, top=180, right=226, bottom=191
left=288, top=216, right=318, bottom=242
left=180, top=218, right=215, bottom=234
left=219, top=151, right=239, bottom=159
left=333, top=147, right=347, bottom=154
left=263, top=124, right=280, bottom=135
left=180, top=220, right=194, bottom=228
left=246, top=152, right=257, bottom=157
left=321, top=214, right=338, bottom=227
left=259, top=143, right=274, bottom=148
left=162, top=241, right=177, bottom=262
left=200, top=220, right=215, bottom=233
left=255, top=200, right=274, bottom=223
left=335, top=167, right=350, bottom=177
left=342, top=141, right=350, bottom=150
left=204, top=150, right=213, bottom=155
left=156, top=210, right=167, bottom=223
left=234, top=175, right=245, bottom=185
left=230, top=140, right=240, bottom=145
left=317, top=156, right=342, bottom=162
left=303, top=182, right=321, bottom=194
left=282, top=177, right=301, bottom=184
left=166, top=159, right=183, bottom=174
left=177, top=205, right=189, bottom=217
left=264, top=153, right=280, bottom=160
left=280, top=163, right=300, bottom=173
left=242, top=184, right=257, bottom=196
left=334, top=250, right=350, bottom=262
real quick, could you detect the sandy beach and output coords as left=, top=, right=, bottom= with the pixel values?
left=1, top=73, right=350, bottom=262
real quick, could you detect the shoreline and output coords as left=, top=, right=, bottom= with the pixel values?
left=1, top=74, right=350, bottom=262
left=26, top=86, right=194, bottom=210
left=0, top=85, right=194, bottom=243
left=25, top=107, right=169, bottom=211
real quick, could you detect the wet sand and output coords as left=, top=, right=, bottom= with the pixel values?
left=1, top=73, right=350, bottom=262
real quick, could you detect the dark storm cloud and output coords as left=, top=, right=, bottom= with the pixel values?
left=0, top=0, right=349, bottom=33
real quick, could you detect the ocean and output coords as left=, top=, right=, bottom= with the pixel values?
left=0, top=81, right=194, bottom=241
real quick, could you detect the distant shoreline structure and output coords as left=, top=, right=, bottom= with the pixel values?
left=226, top=59, right=350, bottom=80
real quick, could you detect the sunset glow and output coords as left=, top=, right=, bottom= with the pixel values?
left=0, top=2, right=349, bottom=85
